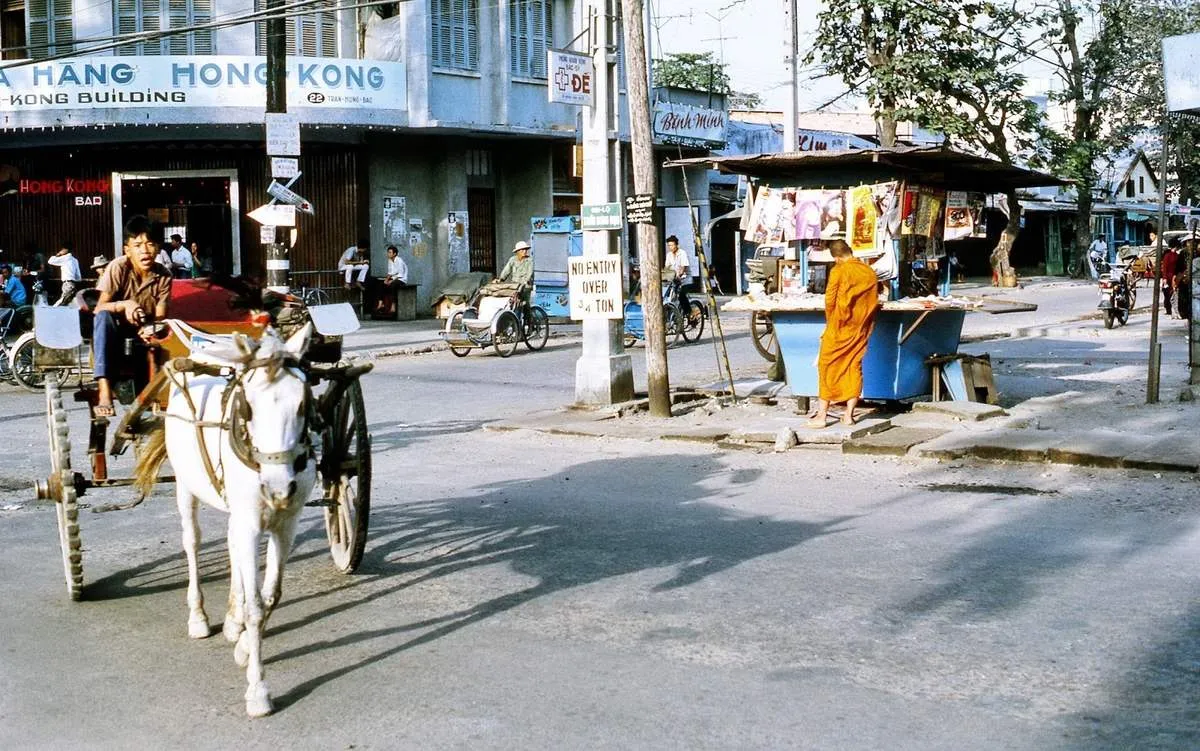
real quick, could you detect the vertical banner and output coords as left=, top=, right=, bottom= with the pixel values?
left=447, top=211, right=470, bottom=274
left=383, top=195, right=407, bottom=246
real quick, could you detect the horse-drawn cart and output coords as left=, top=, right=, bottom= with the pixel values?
left=32, top=279, right=373, bottom=601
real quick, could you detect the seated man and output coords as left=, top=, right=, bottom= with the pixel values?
left=0, top=263, right=26, bottom=328
left=374, top=245, right=409, bottom=317
left=339, top=239, right=371, bottom=289
left=498, top=240, right=534, bottom=308
left=93, top=216, right=173, bottom=417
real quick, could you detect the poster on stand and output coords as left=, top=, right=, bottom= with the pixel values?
left=794, top=190, right=824, bottom=240
left=900, top=186, right=919, bottom=235
left=819, top=190, right=846, bottom=239
left=848, top=185, right=878, bottom=253
left=914, top=188, right=944, bottom=238
left=967, top=193, right=988, bottom=237
left=944, top=191, right=972, bottom=241
left=746, top=187, right=797, bottom=244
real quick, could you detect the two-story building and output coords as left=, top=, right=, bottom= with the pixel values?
left=0, top=0, right=594, bottom=309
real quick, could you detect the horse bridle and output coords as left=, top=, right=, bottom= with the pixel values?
left=225, top=356, right=316, bottom=474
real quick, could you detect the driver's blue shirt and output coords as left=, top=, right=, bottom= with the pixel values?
left=3, top=275, right=26, bottom=305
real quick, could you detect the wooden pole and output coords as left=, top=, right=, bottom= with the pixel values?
left=1148, top=113, right=1169, bottom=404
left=621, top=0, right=670, bottom=416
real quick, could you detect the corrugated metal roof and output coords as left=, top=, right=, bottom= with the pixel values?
left=664, top=146, right=1069, bottom=192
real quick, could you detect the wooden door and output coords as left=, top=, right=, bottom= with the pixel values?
left=468, top=187, right=496, bottom=274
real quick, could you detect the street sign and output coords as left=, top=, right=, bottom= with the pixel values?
left=271, top=157, right=299, bottom=179
left=259, top=225, right=277, bottom=244
left=267, top=180, right=315, bottom=214
left=568, top=255, right=623, bottom=320
left=580, top=202, right=622, bottom=231
left=548, top=49, right=594, bottom=106
left=265, top=112, right=300, bottom=156
left=248, top=203, right=296, bottom=227
left=625, top=194, right=655, bottom=224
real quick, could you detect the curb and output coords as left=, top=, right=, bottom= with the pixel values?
left=366, top=330, right=583, bottom=360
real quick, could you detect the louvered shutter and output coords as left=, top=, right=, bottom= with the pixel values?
left=254, top=0, right=265, bottom=55
left=140, top=0, right=162, bottom=55
left=449, top=0, right=465, bottom=68
left=431, top=0, right=447, bottom=67
left=508, top=1, right=520, bottom=75
left=531, top=0, right=548, bottom=78
left=465, top=0, right=477, bottom=70
left=28, top=0, right=49, bottom=57
left=319, top=1, right=336, bottom=57
left=167, top=0, right=188, bottom=54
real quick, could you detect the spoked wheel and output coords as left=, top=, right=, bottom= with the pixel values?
left=447, top=310, right=472, bottom=358
left=663, top=303, right=683, bottom=347
left=45, top=381, right=82, bottom=600
left=12, top=334, right=67, bottom=393
left=751, top=312, right=778, bottom=362
left=322, top=379, right=371, bottom=573
left=523, top=306, right=550, bottom=351
left=493, top=310, right=520, bottom=357
left=681, top=301, right=706, bottom=343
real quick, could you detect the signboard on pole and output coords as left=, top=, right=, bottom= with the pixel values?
left=651, top=102, right=727, bottom=148
left=580, top=202, right=623, bottom=230
left=548, top=49, right=594, bottom=106
left=248, top=203, right=296, bottom=226
left=259, top=225, right=277, bottom=244
left=267, top=180, right=315, bottom=214
left=265, top=112, right=301, bottom=156
left=625, top=194, right=655, bottom=224
left=271, top=157, right=299, bottom=179
left=568, top=255, right=623, bottom=320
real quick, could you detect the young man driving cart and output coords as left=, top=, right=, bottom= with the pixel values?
left=92, top=215, right=172, bottom=417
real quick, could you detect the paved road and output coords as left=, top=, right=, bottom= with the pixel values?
left=2, top=290, right=1199, bottom=748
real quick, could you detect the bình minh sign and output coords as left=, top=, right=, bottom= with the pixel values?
left=652, top=102, right=726, bottom=148
left=0, top=56, right=407, bottom=112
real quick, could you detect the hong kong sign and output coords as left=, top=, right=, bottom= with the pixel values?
left=0, top=56, right=407, bottom=113
left=547, top=49, right=594, bottom=106
left=652, top=102, right=727, bottom=148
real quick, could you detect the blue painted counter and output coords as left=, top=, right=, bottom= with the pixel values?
left=773, top=308, right=966, bottom=400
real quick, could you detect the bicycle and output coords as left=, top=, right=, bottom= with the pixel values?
left=665, top=277, right=707, bottom=343
left=0, top=306, right=43, bottom=388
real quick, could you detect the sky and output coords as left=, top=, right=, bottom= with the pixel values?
left=647, top=0, right=850, bottom=112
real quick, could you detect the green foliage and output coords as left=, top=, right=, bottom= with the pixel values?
left=653, top=52, right=732, bottom=93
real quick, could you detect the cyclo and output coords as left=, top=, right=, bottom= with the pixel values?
left=623, top=275, right=706, bottom=347
left=31, top=277, right=373, bottom=600
left=440, top=279, right=550, bottom=357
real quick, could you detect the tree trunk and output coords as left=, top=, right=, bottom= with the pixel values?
left=1071, top=187, right=1094, bottom=278
left=877, top=106, right=898, bottom=148
left=990, top=189, right=1021, bottom=286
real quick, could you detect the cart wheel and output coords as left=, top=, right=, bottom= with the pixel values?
left=751, top=312, right=778, bottom=362
left=322, top=379, right=371, bottom=573
left=663, top=303, right=683, bottom=347
left=523, top=306, right=550, bottom=351
left=46, top=381, right=83, bottom=600
left=681, top=301, right=706, bottom=343
left=447, top=310, right=472, bottom=357
left=12, top=334, right=66, bottom=393
left=493, top=310, right=520, bottom=358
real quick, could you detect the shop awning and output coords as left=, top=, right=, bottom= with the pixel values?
left=664, top=145, right=1069, bottom=193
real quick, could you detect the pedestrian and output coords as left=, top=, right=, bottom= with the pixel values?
left=153, top=236, right=172, bottom=270
left=189, top=241, right=212, bottom=277
left=1161, top=239, right=1180, bottom=318
left=1088, top=234, right=1108, bottom=280
left=1175, top=243, right=1192, bottom=321
left=808, top=238, right=880, bottom=429
left=167, top=234, right=193, bottom=279
left=46, top=241, right=82, bottom=306
left=339, top=239, right=370, bottom=288
left=374, top=245, right=409, bottom=318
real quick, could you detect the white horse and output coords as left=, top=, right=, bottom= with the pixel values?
left=139, top=324, right=316, bottom=717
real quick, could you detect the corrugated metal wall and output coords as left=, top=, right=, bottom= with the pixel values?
left=0, top=142, right=362, bottom=277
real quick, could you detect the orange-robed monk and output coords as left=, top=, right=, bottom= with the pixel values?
left=810, top=239, right=880, bottom=428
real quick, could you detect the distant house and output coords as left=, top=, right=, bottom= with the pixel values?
left=1099, top=149, right=1160, bottom=202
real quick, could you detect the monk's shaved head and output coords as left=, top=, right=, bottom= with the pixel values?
left=828, top=239, right=853, bottom=258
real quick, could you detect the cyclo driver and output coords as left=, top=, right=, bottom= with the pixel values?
left=497, top=240, right=534, bottom=313
left=93, top=215, right=172, bottom=417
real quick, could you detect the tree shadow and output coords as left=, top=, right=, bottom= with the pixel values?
left=267, top=452, right=853, bottom=711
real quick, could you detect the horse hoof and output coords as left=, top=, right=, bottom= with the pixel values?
left=223, top=617, right=244, bottom=643
left=245, top=692, right=273, bottom=719
left=188, top=617, right=212, bottom=639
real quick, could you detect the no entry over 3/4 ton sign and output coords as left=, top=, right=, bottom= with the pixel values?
left=568, top=255, right=623, bottom=320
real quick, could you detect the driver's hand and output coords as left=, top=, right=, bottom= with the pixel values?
left=124, top=300, right=145, bottom=325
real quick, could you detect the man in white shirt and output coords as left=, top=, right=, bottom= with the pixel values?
left=1087, top=234, right=1108, bottom=279
left=47, top=241, right=82, bottom=306
left=664, top=235, right=695, bottom=320
left=339, top=239, right=370, bottom=288
left=375, top=244, right=409, bottom=317
left=167, top=233, right=193, bottom=278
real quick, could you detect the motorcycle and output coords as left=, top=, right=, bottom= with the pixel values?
left=1097, top=260, right=1135, bottom=329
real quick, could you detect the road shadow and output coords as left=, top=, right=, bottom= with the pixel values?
left=270, top=452, right=852, bottom=711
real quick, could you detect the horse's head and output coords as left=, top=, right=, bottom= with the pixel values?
left=232, top=325, right=314, bottom=510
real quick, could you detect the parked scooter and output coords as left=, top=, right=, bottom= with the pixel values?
left=1098, top=260, right=1136, bottom=329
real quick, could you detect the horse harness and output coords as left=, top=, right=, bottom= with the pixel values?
left=164, top=355, right=318, bottom=498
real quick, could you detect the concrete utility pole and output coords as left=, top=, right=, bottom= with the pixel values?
left=621, top=0, right=671, bottom=416
left=782, top=0, right=798, bottom=152
left=575, top=0, right=635, bottom=405
left=264, top=0, right=290, bottom=292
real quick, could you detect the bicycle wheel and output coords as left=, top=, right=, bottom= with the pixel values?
left=523, top=307, right=550, bottom=351
left=493, top=311, right=520, bottom=357
left=304, top=287, right=330, bottom=306
left=663, top=303, right=682, bottom=347
left=681, top=300, right=705, bottom=342
left=11, top=333, right=63, bottom=392
left=447, top=310, right=472, bottom=357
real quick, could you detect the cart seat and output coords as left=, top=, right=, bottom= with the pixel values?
left=33, top=305, right=84, bottom=350
left=463, top=296, right=510, bottom=332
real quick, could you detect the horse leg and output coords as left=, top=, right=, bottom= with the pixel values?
left=223, top=524, right=246, bottom=643
left=229, top=515, right=272, bottom=718
left=176, top=486, right=210, bottom=639
left=261, top=511, right=300, bottom=626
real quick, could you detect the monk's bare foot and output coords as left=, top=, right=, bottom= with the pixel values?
left=841, top=414, right=856, bottom=426
left=806, top=416, right=831, bottom=429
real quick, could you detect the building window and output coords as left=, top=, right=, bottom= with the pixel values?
left=509, top=0, right=550, bottom=79
left=431, top=0, right=478, bottom=71
left=116, top=0, right=213, bottom=55
left=1126, top=179, right=1135, bottom=198
left=28, top=0, right=72, bottom=58
left=255, top=0, right=337, bottom=57
left=1139, top=175, right=1145, bottom=194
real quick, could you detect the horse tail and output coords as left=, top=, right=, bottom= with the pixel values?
left=133, top=425, right=168, bottom=499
